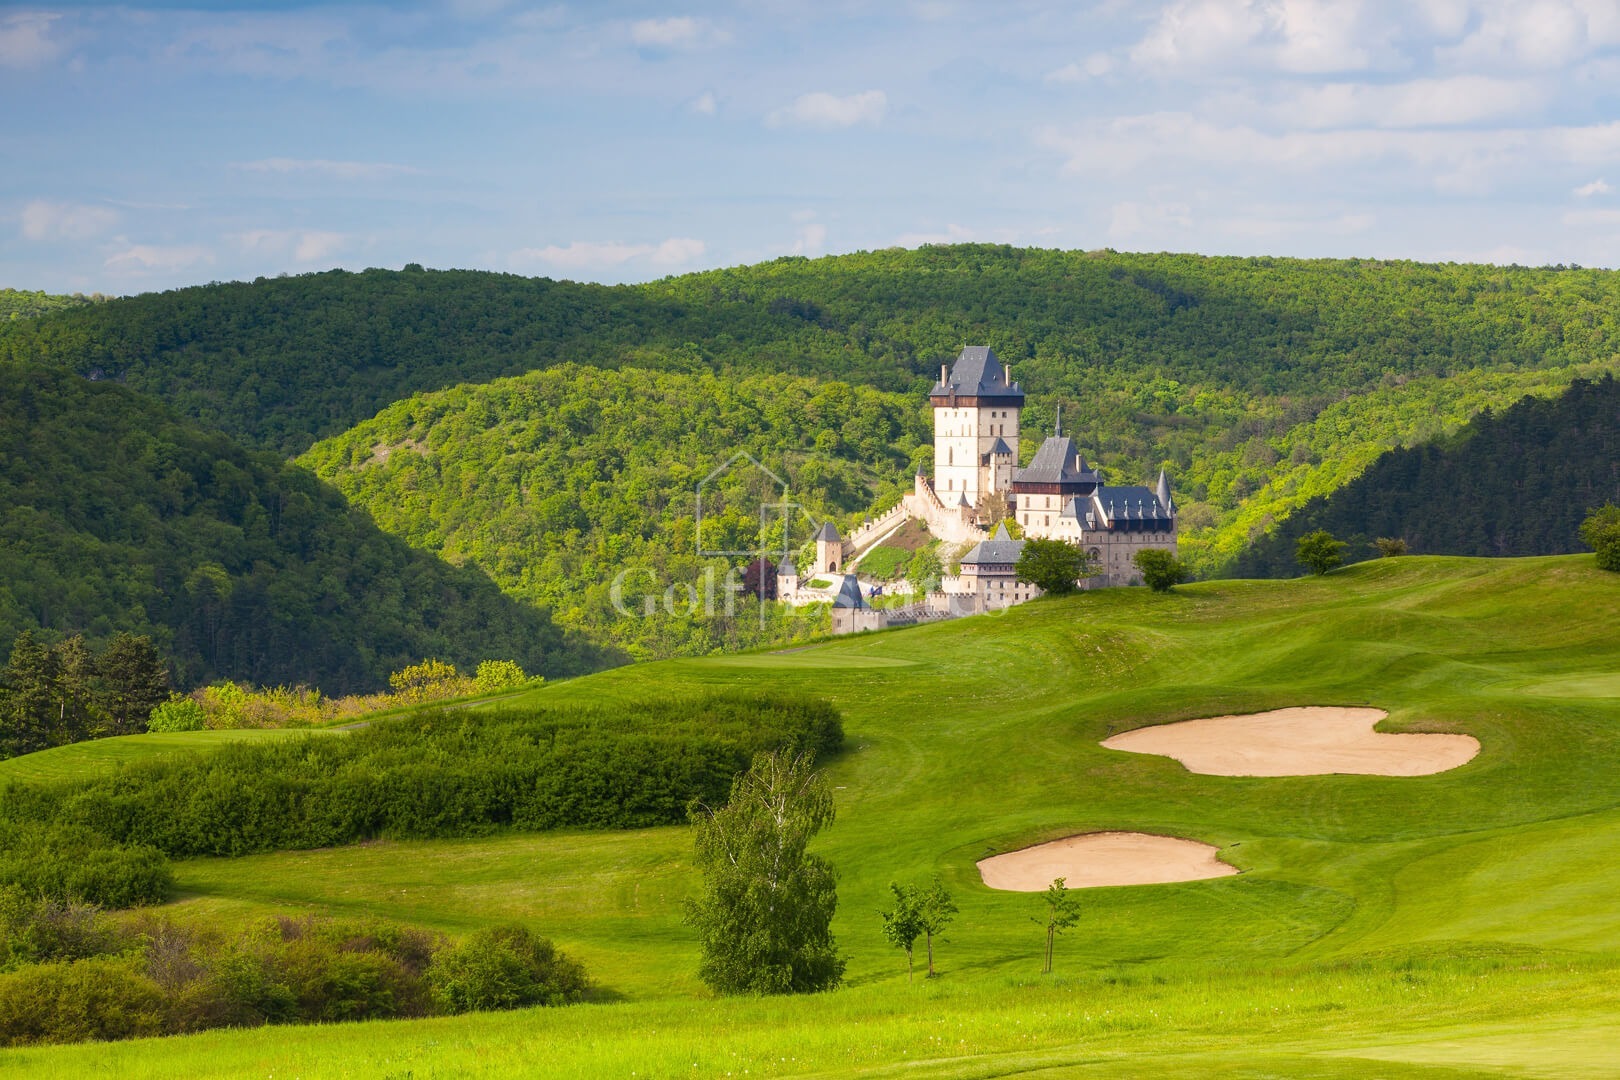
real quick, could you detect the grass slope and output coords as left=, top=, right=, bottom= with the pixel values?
left=9, top=554, right=1620, bottom=1076
left=0, top=729, right=317, bottom=786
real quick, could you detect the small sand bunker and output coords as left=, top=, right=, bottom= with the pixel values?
left=1101, top=707, right=1479, bottom=777
left=977, top=832, right=1238, bottom=891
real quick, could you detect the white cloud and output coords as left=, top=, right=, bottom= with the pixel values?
left=103, top=244, right=214, bottom=275
left=19, top=201, right=120, bottom=242
left=0, top=12, right=63, bottom=69
left=295, top=231, right=349, bottom=261
left=233, top=228, right=352, bottom=262
left=1040, top=114, right=1620, bottom=197
left=791, top=223, right=827, bottom=255
left=1046, top=53, right=1114, bottom=83
left=235, top=158, right=420, bottom=180
left=1130, top=0, right=1384, bottom=74
left=690, top=90, right=717, bottom=115
left=766, top=90, right=887, bottom=129
left=1438, top=0, right=1620, bottom=71
left=1276, top=76, right=1546, bottom=129
left=1109, top=200, right=1194, bottom=241
left=1562, top=208, right=1620, bottom=225
left=1575, top=178, right=1614, bottom=196
left=630, top=16, right=726, bottom=49
left=511, top=237, right=706, bottom=272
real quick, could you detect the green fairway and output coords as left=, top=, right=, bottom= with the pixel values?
left=7, top=554, right=1620, bottom=1075
left=0, top=727, right=323, bottom=785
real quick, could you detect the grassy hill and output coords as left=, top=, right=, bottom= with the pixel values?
left=5, top=249, right=1619, bottom=574
left=1231, top=374, right=1620, bottom=576
left=0, top=363, right=609, bottom=691
left=7, top=554, right=1620, bottom=1075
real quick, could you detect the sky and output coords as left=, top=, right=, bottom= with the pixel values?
left=5, top=0, right=1620, bottom=294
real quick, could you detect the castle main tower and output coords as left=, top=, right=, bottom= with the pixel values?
left=930, top=346, right=1024, bottom=509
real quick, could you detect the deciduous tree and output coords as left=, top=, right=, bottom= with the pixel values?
left=1036, top=877, right=1080, bottom=974
left=686, top=750, right=845, bottom=995
left=1296, top=530, right=1346, bottom=575
left=1580, top=504, right=1620, bottom=571
left=1132, top=548, right=1189, bottom=592
left=1016, top=538, right=1094, bottom=596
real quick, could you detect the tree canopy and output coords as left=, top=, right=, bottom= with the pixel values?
left=686, top=751, right=845, bottom=995
left=0, top=363, right=606, bottom=691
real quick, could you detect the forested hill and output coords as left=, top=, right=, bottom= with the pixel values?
left=299, top=365, right=922, bottom=659
left=5, top=247, right=1620, bottom=570
left=0, top=289, right=94, bottom=321
left=0, top=363, right=610, bottom=691
left=1230, top=375, right=1620, bottom=577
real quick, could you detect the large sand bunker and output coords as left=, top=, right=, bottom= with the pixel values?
left=1101, top=707, right=1479, bottom=777
left=977, top=832, right=1238, bottom=891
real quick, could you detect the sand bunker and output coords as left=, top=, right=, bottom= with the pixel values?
left=1101, top=707, right=1479, bottom=777
left=977, top=832, right=1238, bottom=891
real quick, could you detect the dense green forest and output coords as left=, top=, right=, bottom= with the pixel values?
left=1231, top=375, right=1620, bottom=577
left=0, top=290, right=93, bottom=322
left=6, top=248, right=1617, bottom=571
left=299, top=365, right=894, bottom=657
left=0, top=364, right=606, bottom=691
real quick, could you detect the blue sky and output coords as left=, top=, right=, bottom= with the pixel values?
left=6, top=0, right=1620, bottom=294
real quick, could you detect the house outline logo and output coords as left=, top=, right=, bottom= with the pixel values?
left=694, top=450, right=824, bottom=562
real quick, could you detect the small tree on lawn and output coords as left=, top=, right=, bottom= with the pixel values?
left=686, top=750, right=845, bottom=995
left=880, top=877, right=957, bottom=980
left=1035, top=877, right=1080, bottom=974
left=1016, top=538, right=1094, bottom=596
left=1132, top=548, right=1189, bottom=592
left=879, top=882, right=924, bottom=980
left=1296, top=530, right=1346, bottom=575
left=915, top=877, right=957, bottom=977
left=1580, top=504, right=1620, bottom=572
left=1373, top=537, right=1408, bottom=558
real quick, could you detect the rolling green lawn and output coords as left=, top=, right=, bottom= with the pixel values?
left=9, top=554, right=1620, bottom=1076
left=0, top=728, right=320, bottom=785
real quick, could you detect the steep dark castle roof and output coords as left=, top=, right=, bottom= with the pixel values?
left=960, top=523, right=1025, bottom=566
left=930, top=346, right=1025, bottom=403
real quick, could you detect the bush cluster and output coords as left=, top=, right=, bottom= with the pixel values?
left=0, top=893, right=584, bottom=1047
left=0, top=692, right=842, bottom=907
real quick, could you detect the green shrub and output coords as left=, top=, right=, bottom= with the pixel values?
left=0, top=957, right=164, bottom=1046
left=1, top=693, right=842, bottom=869
left=1580, top=504, right=1620, bottom=571
left=0, top=888, right=120, bottom=971
left=427, top=925, right=587, bottom=1012
left=0, top=823, right=171, bottom=908
left=474, top=659, right=534, bottom=693
left=146, top=695, right=206, bottom=733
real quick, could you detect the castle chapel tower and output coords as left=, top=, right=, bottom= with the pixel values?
left=930, top=346, right=1024, bottom=509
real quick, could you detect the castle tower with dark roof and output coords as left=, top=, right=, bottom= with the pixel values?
left=930, top=345, right=1023, bottom=513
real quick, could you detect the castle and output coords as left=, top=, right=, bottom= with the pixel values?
left=781, top=345, right=1179, bottom=628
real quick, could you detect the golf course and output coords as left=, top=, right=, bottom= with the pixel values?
left=4, top=553, right=1620, bottom=1077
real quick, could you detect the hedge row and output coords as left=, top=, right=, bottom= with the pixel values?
left=0, top=891, right=586, bottom=1046
left=0, top=692, right=842, bottom=905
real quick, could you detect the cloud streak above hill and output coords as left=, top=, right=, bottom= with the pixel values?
left=4, top=1, right=1620, bottom=292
